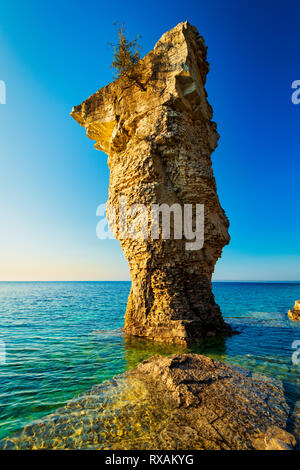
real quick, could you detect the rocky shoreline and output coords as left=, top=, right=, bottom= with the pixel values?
left=1, top=354, right=298, bottom=450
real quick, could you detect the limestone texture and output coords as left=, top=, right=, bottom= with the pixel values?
left=71, top=21, right=232, bottom=343
left=288, top=301, right=300, bottom=321
left=1, top=354, right=297, bottom=450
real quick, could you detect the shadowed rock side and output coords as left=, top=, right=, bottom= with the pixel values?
left=1, top=354, right=297, bottom=450
left=71, top=21, right=232, bottom=343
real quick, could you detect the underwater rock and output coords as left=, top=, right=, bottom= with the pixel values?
left=288, top=301, right=300, bottom=321
left=71, top=22, right=231, bottom=344
left=264, top=426, right=297, bottom=450
left=1, top=354, right=297, bottom=450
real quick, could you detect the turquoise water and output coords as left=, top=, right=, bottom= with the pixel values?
left=0, top=281, right=299, bottom=441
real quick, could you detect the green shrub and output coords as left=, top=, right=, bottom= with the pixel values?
left=110, top=23, right=141, bottom=79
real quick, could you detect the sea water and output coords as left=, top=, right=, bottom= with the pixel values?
left=0, top=281, right=299, bottom=440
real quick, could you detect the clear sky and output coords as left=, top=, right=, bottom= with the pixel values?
left=0, top=0, right=299, bottom=281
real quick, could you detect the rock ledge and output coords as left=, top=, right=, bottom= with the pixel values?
left=1, top=354, right=297, bottom=450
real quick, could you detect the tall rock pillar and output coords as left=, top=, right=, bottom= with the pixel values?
left=71, top=22, right=232, bottom=343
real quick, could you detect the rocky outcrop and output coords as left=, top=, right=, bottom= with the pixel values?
left=131, top=355, right=297, bottom=450
left=71, top=21, right=232, bottom=343
left=1, top=354, right=297, bottom=450
left=288, top=301, right=300, bottom=321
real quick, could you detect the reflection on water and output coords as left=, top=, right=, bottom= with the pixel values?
left=123, top=335, right=228, bottom=371
left=123, top=336, right=188, bottom=369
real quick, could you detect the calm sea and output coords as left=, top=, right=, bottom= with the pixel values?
left=0, top=281, right=299, bottom=440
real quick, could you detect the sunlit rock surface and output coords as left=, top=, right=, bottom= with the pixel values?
left=1, top=354, right=297, bottom=450
left=71, top=22, right=232, bottom=344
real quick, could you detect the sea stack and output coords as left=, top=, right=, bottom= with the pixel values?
left=71, top=22, right=232, bottom=343
left=288, top=301, right=300, bottom=321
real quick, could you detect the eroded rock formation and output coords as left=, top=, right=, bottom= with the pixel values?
left=1, top=354, right=298, bottom=450
left=288, top=300, right=300, bottom=321
left=71, top=21, right=232, bottom=343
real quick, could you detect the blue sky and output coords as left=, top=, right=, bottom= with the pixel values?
left=0, top=0, right=299, bottom=281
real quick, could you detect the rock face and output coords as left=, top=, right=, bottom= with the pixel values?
left=288, top=301, right=300, bottom=321
left=71, top=21, right=232, bottom=343
left=1, top=354, right=297, bottom=450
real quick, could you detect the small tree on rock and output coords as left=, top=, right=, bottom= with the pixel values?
left=110, top=23, right=142, bottom=83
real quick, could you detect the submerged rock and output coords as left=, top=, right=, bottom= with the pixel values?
left=1, top=354, right=297, bottom=450
left=71, top=22, right=231, bottom=344
left=288, top=301, right=300, bottom=321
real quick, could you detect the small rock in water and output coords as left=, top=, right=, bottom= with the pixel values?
left=288, top=300, right=300, bottom=321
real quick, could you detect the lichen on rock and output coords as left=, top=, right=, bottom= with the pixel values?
left=71, top=21, right=232, bottom=344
